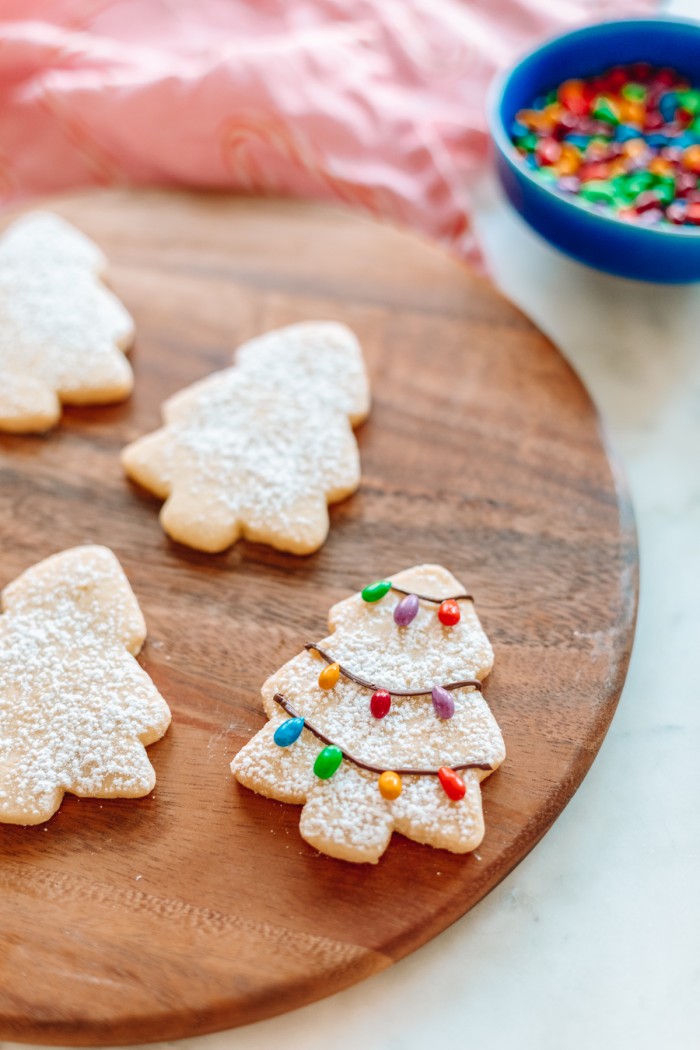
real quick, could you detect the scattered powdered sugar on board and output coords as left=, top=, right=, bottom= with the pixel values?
left=0, top=211, right=134, bottom=432
left=122, top=321, right=370, bottom=554
left=0, top=546, right=171, bottom=825
left=232, top=564, right=506, bottom=863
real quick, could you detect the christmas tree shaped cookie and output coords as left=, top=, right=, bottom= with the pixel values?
left=0, top=211, right=135, bottom=433
left=0, top=546, right=171, bottom=825
left=122, top=322, right=370, bottom=554
left=232, top=565, right=505, bottom=863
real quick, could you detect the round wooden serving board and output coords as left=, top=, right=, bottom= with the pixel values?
left=0, top=191, right=637, bottom=1046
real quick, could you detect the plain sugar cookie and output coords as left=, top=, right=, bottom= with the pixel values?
left=122, top=322, right=370, bottom=554
left=0, top=211, right=135, bottom=433
left=0, top=546, right=171, bottom=825
left=231, top=564, right=505, bottom=863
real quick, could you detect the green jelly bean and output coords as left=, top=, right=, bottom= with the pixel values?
left=361, top=579, right=392, bottom=603
left=613, top=177, right=642, bottom=203
left=314, top=746, right=343, bottom=779
left=516, top=133, right=538, bottom=151
left=621, top=82, right=647, bottom=102
left=546, top=89, right=557, bottom=104
left=678, top=89, right=700, bottom=115
left=537, top=168, right=558, bottom=182
left=654, top=181, right=676, bottom=206
left=592, top=97, right=620, bottom=126
left=626, top=171, right=655, bottom=197
left=579, top=181, right=616, bottom=204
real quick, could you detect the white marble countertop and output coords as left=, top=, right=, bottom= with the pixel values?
left=11, top=177, right=694, bottom=1050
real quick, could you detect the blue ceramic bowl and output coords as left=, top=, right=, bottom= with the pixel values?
left=490, top=17, right=700, bottom=283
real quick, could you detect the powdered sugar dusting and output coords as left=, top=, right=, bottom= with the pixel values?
left=0, top=546, right=171, bottom=825
left=232, top=564, right=505, bottom=863
left=122, top=322, right=369, bottom=554
left=0, top=211, right=134, bottom=432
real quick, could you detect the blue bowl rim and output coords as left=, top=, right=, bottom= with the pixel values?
left=488, top=15, right=700, bottom=239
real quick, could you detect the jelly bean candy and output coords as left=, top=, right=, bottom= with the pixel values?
left=274, top=718, right=305, bottom=747
left=314, top=746, right=343, bottom=779
left=431, top=685, right=455, bottom=720
left=438, top=767, right=467, bottom=801
left=362, top=580, right=392, bottom=603
left=370, top=690, right=392, bottom=719
left=393, top=593, right=419, bottom=626
left=437, top=599, right=461, bottom=626
left=318, top=662, right=341, bottom=690
left=378, top=771, right=402, bottom=800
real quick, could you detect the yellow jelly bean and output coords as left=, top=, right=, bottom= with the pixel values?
left=609, top=157, right=628, bottom=177
left=378, top=771, right=403, bottom=800
left=318, top=662, right=340, bottom=690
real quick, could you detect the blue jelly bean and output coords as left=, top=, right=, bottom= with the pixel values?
left=564, top=134, right=590, bottom=150
left=674, top=131, right=700, bottom=148
left=658, top=92, right=678, bottom=122
left=525, top=153, right=539, bottom=169
left=615, top=124, right=641, bottom=142
left=645, top=133, right=668, bottom=148
left=510, top=120, right=529, bottom=139
left=532, top=95, right=548, bottom=110
left=273, top=717, right=305, bottom=747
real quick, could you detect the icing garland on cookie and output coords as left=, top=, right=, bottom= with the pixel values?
left=361, top=579, right=473, bottom=627
left=304, top=642, right=482, bottom=722
left=272, top=694, right=493, bottom=802
left=272, top=579, right=488, bottom=803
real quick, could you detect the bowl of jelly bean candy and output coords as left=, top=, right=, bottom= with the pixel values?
left=491, top=18, right=700, bottom=282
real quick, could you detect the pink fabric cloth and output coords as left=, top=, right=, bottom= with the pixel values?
left=0, top=0, right=655, bottom=260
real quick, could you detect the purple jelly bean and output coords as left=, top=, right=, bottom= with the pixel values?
left=431, top=685, right=455, bottom=720
left=394, top=593, right=419, bottom=626
left=557, top=176, right=581, bottom=194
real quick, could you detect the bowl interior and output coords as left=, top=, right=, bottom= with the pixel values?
left=496, top=18, right=700, bottom=136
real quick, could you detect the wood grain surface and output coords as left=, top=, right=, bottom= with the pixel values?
left=0, top=191, right=637, bottom=1046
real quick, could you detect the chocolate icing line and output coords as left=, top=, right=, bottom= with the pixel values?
left=304, top=643, right=483, bottom=696
left=390, top=585, right=474, bottom=604
left=273, top=693, right=494, bottom=775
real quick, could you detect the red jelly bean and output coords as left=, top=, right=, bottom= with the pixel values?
left=370, top=690, right=392, bottom=719
left=438, top=767, right=467, bottom=802
left=579, top=161, right=612, bottom=182
left=686, top=201, right=700, bottom=224
left=634, top=191, right=664, bottom=213
left=438, top=599, right=461, bottom=626
left=675, top=172, right=698, bottom=197
left=644, top=110, right=665, bottom=131
left=655, top=67, right=678, bottom=87
left=535, top=137, right=562, bottom=165
left=603, top=66, right=628, bottom=92
left=631, top=62, right=653, bottom=82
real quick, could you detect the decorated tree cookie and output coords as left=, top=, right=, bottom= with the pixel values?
left=122, top=322, right=370, bottom=554
left=232, top=564, right=505, bottom=863
left=0, top=546, right=171, bottom=825
left=0, top=211, right=135, bottom=433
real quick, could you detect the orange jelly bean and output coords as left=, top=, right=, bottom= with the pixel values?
left=682, top=145, right=700, bottom=173
left=648, top=157, right=675, bottom=177
left=378, top=771, right=402, bottom=800
left=556, top=143, right=581, bottom=176
left=318, top=662, right=340, bottom=690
